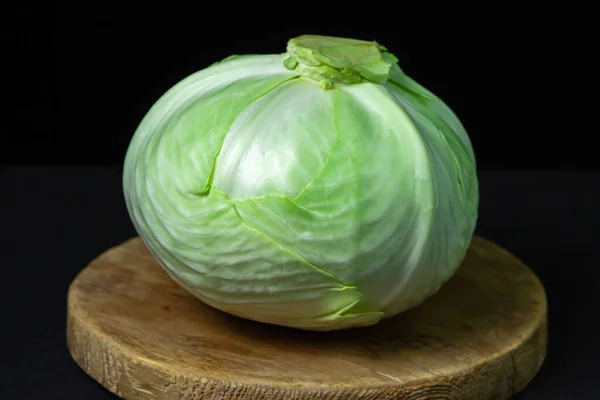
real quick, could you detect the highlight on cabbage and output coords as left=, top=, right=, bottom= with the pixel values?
left=123, top=34, right=479, bottom=331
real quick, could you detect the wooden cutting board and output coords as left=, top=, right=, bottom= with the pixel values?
left=67, top=236, right=547, bottom=399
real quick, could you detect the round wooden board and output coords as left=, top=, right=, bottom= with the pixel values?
left=67, top=236, right=547, bottom=400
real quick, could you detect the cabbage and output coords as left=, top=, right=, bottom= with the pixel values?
left=123, top=34, right=479, bottom=331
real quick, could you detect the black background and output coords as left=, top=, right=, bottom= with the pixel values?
left=3, top=5, right=592, bottom=170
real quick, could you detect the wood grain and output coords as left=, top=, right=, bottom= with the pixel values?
left=67, top=236, right=547, bottom=399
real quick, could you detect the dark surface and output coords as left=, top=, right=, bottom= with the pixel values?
left=1, top=167, right=598, bottom=399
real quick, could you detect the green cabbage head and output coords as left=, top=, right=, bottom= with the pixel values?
left=123, top=35, right=479, bottom=331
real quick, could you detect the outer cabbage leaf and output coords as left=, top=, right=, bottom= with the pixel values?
left=123, top=54, right=384, bottom=330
